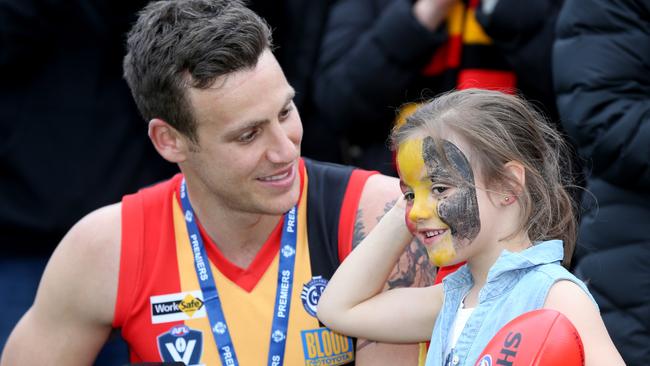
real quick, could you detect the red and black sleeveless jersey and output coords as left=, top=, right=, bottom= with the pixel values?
left=113, top=158, right=375, bottom=365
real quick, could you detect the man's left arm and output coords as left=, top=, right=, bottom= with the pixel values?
left=352, top=173, right=437, bottom=365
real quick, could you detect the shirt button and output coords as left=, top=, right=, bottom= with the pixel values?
left=452, top=354, right=459, bottom=365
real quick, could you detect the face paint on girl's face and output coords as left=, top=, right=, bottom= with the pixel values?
left=423, top=137, right=480, bottom=245
left=396, top=136, right=480, bottom=266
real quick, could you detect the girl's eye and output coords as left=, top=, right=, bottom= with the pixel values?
left=432, top=186, right=449, bottom=195
left=403, top=191, right=415, bottom=201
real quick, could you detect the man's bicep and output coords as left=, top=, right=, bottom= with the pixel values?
left=1, top=205, right=120, bottom=365
left=1, top=301, right=110, bottom=365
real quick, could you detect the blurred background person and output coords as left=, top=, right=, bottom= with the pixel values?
left=554, top=0, right=650, bottom=365
left=0, top=1, right=176, bottom=363
left=248, top=1, right=341, bottom=166
left=312, top=0, right=570, bottom=178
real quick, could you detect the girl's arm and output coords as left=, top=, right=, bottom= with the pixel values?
left=317, top=200, right=443, bottom=343
left=544, top=281, right=626, bottom=366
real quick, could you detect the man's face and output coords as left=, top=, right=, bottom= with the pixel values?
left=397, top=136, right=481, bottom=266
left=181, top=49, right=303, bottom=215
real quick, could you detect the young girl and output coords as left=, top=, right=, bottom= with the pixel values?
left=317, top=89, right=624, bottom=366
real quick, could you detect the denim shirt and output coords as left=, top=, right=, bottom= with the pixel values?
left=425, top=240, right=595, bottom=366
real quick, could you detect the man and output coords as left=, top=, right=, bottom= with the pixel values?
left=0, top=0, right=433, bottom=365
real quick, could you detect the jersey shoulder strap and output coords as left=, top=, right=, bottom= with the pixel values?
left=303, top=158, right=376, bottom=280
left=114, top=174, right=181, bottom=327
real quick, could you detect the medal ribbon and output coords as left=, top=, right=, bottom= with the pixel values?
left=180, top=179, right=297, bottom=366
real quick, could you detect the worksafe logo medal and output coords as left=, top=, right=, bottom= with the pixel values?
left=150, top=291, right=207, bottom=324
left=179, top=293, right=204, bottom=317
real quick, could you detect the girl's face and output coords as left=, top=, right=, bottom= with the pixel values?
left=397, top=136, right=481, bottom=266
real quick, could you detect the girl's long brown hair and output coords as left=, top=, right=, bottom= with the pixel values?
left=391, top=89, right=578, bottom=267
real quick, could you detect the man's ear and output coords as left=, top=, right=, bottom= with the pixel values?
left=148, top=118, right=192, bottom=163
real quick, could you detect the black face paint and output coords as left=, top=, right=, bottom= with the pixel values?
left=422, top=137, right=480, bottom=246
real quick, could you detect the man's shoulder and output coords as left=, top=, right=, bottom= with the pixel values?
left=361, top=173, right=399, bottom=196
left=65, top=203, right=123, bottom=258
left=125, top=173, right=182, bottom=200
left=303, top=157, right=397, bottom=185
left=303, top=158, right=355, bottom=178
left=121, top=174, right=181, bottom=222
left=49, top=202, right=123, bottom=295
left=34, top=203, right=123, bottom=327
left=356, top=173, right=400, bottom=225
left=302, top=157, right=399, bottom=206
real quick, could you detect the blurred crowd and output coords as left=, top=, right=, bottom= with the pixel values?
left=0, top=0, right=647, bottom=365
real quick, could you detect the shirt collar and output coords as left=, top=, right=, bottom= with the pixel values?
left=486, top=239, right=564, bottom=282
left=442, top=240, right=564, bottom=289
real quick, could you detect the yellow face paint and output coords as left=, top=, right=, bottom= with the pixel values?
left=396, top=138, right=457, bottom=266
left=429, top=237, right=456, bottom=267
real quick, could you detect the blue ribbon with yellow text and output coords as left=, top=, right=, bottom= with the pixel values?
left=180, top=178, right=297, bottom=366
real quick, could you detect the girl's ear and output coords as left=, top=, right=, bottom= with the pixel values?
left=148, top=118, right=193, bottom=163
left=501, top=161, right=526, bottom=205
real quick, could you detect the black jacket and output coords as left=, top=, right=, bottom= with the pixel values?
left=554, top=1, right=650, bottom=364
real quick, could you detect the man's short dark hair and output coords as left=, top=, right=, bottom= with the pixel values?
left=123, top=0, right=272, bottom=141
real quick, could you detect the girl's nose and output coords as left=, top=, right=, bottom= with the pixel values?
left=408, top=197, right=436, bottom=223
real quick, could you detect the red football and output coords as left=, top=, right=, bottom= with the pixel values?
left=475, top=309, right=584, bottom=366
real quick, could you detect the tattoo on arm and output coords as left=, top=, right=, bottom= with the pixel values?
left=353, top=198, right=437, bottom=288
left=387, top=239, right=436, bottom=289
left=350, top=206, right=378, bottom=351
left=352, top=209, right=366, bottom=250
left=379, top=200, right=437, bottom=289
left=375, top=199, right=397, bottom=223
left=353, top=199, right=396, bottom=250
